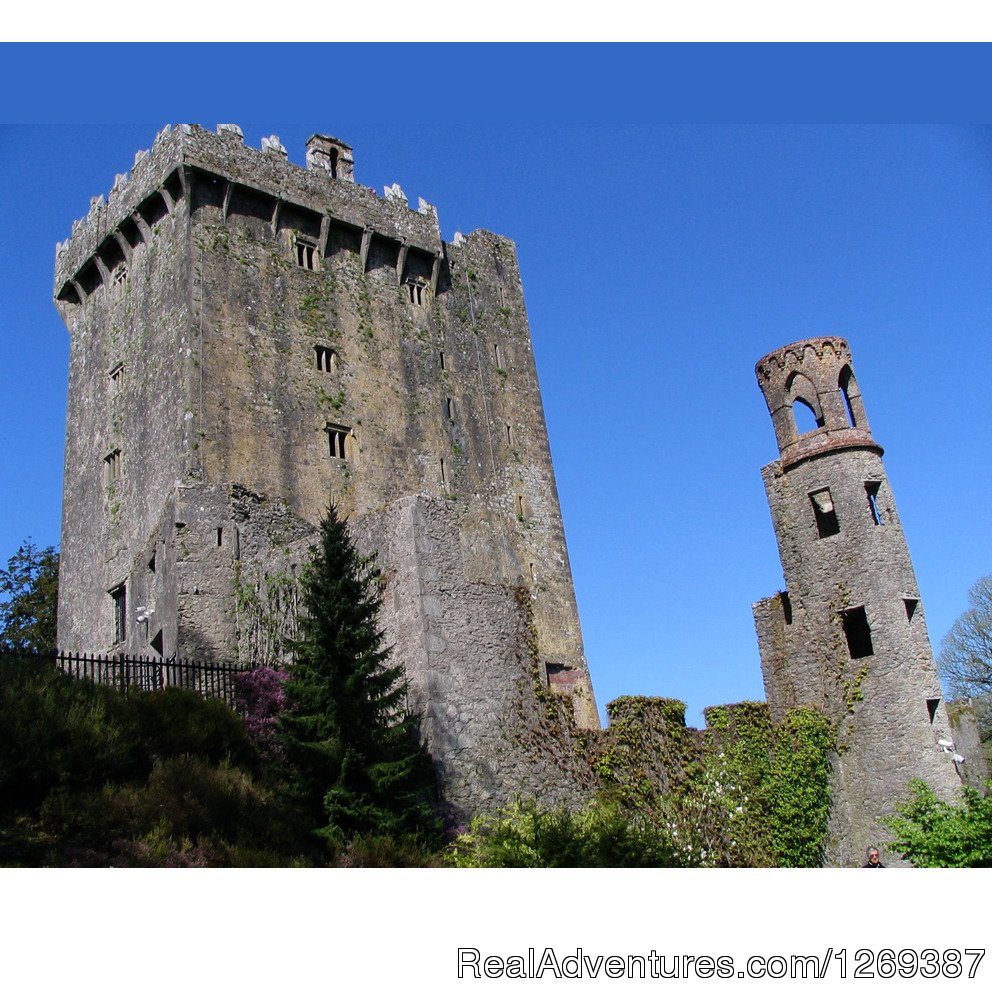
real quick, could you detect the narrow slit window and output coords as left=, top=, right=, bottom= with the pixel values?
left=841, top=606, right=874, bottom=659
left=810, top=489, right=840, bottom=538
left=110, top=583, right=127, bottom=644
left=506, top=423, right=512, bottom=446
left=315, top=345, right=336, bottom=372
left=326, top=424, right=350, bottom=460
left=109, top=363, right=124, bottom=394
left=926, top=697, right=940, bottom=723
left=494, top=343, right=503, bottom=368
left=865, top=482, right=884, bottom=525
left=217, top=527, right=223, bottom=547
left=445, top=397, right=455, bottom=421
left=781, top=591, right=793, bottom=625
left=904, top=598, right=919, bottom=621
left=440, top=457, right=447, bottom=487
left=295, top=240, right=317, bottom=270
left=104, top=449, right=122, bottom=484
left=528, top=562, right=536, bottom=585
left=516, top=495, right=525, bottom=520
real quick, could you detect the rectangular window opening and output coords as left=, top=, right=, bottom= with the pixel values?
left=326, top=424, right=350, bottom=460
left=439, top=350, right=445, bottom=371
left=494, top=343, right=503, bottom=368
left=440, top=457, right=446, bottom=487
left=104, top=449, right=122, bottom=485
left=217, top=527, right=223, bottom=547
left=904, top=597, right=919, bottom=621
left=445, top=397, right=455, bottom=421
left=405, top=279, right=426, bottom=306
left=841, top=606, right=873, bottom=659
left=295, top=239, right=317, bottom=270
left=810, top=488, right=840, bottom=538
left=781, top=590, right=793, bottom=625
left=315, top=345, right=336, bottom=373
left=865, top=481, right=884, bottom=525
left=926, top=697, right=940, bottom=723
left=110, top=583, right=127, bottom=645
left=148, top=553, right=156, bottom=574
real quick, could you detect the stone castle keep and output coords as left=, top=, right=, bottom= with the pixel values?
left=54, top=125, right=982, bottom=856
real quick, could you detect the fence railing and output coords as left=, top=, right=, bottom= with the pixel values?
left=1, top=649, right=258, bottom=707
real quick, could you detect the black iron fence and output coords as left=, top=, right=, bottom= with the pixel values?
left=1, top=649, right=257, bottom=707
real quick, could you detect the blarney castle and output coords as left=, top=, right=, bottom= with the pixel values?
left=53, top=125, right=985, bottom=863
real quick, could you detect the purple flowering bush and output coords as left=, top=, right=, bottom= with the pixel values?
left=233, top=666, right=288, bottom=745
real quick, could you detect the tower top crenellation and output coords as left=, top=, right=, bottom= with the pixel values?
left=755, top=335, right=880, bottom=468
left=54, top=124, right=441, bottom=297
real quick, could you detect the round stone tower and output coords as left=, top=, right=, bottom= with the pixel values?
left=752, top=336, right=964, bottom=865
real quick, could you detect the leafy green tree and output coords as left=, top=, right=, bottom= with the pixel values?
left=884, top=778, right=992, bottom=867
left=278, top=505, right=439, bottom=849
left=0, top=541, right=59, bottom=653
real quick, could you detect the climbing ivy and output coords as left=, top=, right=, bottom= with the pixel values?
left=767, top=707, right=834, bottom=866
left=592, top=698, right=834, bottom=867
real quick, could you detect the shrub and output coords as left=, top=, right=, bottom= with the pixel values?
left=448, top=797, right=688, bottom=868
left=884, top=779, right=992, bottom=867
left=0, top=660, right=132, bottom=811
left=120, top=688, right=257, bottom=771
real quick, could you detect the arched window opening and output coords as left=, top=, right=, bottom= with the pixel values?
left=839, top=365, right=863, bottom=427
left=792, top=397, right=823, bottom=435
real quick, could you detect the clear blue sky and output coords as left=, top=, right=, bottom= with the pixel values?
left=3, top=45, right=992, bottom=726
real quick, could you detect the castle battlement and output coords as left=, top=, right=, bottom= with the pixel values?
left=55, top=124, right=449, bottom=309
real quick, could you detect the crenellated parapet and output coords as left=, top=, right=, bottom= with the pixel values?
left=54, top=124, right=445, bottom=313
left=755, top=336, right=880, bottom=468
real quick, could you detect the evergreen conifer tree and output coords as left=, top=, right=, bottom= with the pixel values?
left=278, top=506, right=439, bottom=848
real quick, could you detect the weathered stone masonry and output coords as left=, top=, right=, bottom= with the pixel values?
left=54, top=124, right=598, bottom=819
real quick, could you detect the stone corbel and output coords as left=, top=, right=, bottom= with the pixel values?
left=360, top=227, right=373, bottom=272
left=318, top=214, right=330, bottom=260
left=430, top=254, right=441, bottom=297
left=113, top=230, right=133, bottom=263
